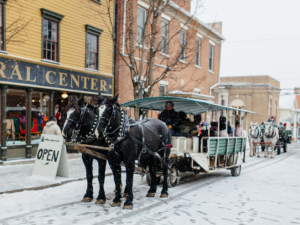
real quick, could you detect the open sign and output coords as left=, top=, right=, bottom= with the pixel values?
left=32, top=134, right=69, bottom=179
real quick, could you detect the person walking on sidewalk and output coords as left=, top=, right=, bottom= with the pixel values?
left=42, top=116, right=62, bottom=136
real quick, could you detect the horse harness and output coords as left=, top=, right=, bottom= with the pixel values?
left=98, top=104, right=172, bottom=172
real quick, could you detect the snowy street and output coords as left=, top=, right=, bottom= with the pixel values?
left=0, top=143, right=300, bottom=225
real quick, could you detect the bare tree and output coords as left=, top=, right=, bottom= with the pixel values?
left=87, top=0, right=216, bottom=119
left=1, top=0, right=34, bottom=48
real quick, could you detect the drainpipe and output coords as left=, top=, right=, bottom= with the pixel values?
left=122, top=0, right=127, bottom=55
left=209, top=41, right=222, bottom=96
left=113, top=1, right=117, bottom=96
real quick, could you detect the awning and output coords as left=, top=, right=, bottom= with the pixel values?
left=122, top=97, right=257, bottom=115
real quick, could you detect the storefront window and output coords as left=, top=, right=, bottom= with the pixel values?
left=6, top=89, right=49, bottom=144
left=6, top=89, right=26, bottom=143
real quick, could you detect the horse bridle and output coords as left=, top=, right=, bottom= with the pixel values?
left=66, top=104, right=96, bottom=143
left=97, top=104, right=125, bottom=145
left=250, top=125, right=260, bottom=139
left=265, top=125, right=275, bottom=138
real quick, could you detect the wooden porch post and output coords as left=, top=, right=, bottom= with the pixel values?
left=49, top=91, right=55, bottom=118
left=0, top=85, right=7, bottom=161
left=26, top=88, right=33, bottom=158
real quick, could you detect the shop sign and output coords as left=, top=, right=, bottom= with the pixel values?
left=0, top=57, right=112, bottom=95
left=32, top=134, right=69, bottom=180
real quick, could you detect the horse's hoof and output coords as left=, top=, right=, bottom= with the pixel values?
left=111, top=202, right=121, bottom=207
left=95, top=199, right=106, bottom=204
left=160, top=193, right=168, bottom=198
left=81, top=197, right=93, bottom=202
left=123, top=204, right=133, bottom=210
left=146, top=193, right=155, bottom=197
left=123, top=193, right=128, bottom=198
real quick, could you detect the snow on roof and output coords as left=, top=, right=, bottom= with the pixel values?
left=279, top=95, right=295, bottom=109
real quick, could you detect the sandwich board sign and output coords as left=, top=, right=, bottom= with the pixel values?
left=32, top=134, right=69, bottom=179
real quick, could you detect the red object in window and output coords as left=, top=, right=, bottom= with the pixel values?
left=43, top=19, right=58, bottom=61
left=198, top=125, right=201, bottom=135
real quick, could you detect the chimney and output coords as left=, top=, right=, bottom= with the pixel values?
left=172, top=0, right=191, bottom=13
left=207, top=22, right=223, bottom=34
left=294, top=87, right=300, bottom=94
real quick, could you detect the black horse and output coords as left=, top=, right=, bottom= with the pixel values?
left=95, top=94, right=172, bottom=209
left=63, top=96, right=123, bottom=204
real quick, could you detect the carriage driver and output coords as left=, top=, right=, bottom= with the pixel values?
left=158, top=101, right=179, bottom=136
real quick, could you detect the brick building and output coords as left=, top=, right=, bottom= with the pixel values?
left=0, top=0, right=115, bottom=160
left=219, top=76, right=280, bottom=126
left=114, top=0, right=225, bottom=118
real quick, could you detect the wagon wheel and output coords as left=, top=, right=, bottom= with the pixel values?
left=261, top=146, right=265, bottom=151
left=146, top=173, right=161, bottom=186
left=277, top=147, right=281, bottom=155
left=283, top=142, right=287, bottom=152
left=231, top=165, right=241, bottom=177
left=167, top=164, right=179, bottom=188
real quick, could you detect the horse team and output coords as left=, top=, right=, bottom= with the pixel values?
left=248, top=122, right=279, bottom=158
left=62, top=94, right=172, bottom=210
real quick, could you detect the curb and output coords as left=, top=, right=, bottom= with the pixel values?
left=0, top=154, right=82, bottom=166
left=0, top=173, right=115, bottom=195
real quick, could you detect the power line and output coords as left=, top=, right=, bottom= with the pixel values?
left=224, top=36, right=300, bottom=44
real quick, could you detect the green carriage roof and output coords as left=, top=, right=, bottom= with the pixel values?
left=122, top=97, right=257, bottom=115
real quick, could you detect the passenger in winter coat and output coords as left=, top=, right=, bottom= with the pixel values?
left=158, top=101, right=179, bottom=136
left=227, top=121, right=233, bottom=136
left=234, top=121, right=244, bottom=137
left=42, top=116, right=62, bottom=136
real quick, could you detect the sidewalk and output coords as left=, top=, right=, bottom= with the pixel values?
left=0, top=154, right=113, bottom=194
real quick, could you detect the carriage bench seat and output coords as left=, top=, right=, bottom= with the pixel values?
left=171, top=136, right=199, bottom=156
left=207, top=137, right=246, bottom=157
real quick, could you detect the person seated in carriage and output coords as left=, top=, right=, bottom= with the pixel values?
left=235, top=121, right=244, bottom=137
left=158, top=101, right=179, bottom=136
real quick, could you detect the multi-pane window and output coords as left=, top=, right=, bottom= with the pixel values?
left=180, top=29, right=186, bottom=60
left=0, top=4, right=3, bottom=50
left=161, top=19, right=168, bottom=54
left=137, top=7, right=146, bottom=45
left=195, top=37, right=201, bottom=66
left=86, top=33, right=98, bottom=69
left=43, top=19, right=58, bottom=61
left=159, top=85, right=166, bottom=96
left=209, top=44, right=214, bottom=71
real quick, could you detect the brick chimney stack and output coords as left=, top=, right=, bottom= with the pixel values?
left=294, top=87, right=300, bottom=94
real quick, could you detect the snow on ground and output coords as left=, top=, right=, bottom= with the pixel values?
left=0, top=144, right=299, bottom=225
left=0, top=158, right=112, bottom=193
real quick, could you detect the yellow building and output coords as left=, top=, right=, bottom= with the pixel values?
left=0, top=0, right=115, bottom=161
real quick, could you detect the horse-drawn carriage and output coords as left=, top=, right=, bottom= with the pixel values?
left=63, top=95, right=257, bottom=209
left=122, top=96, right=257, bottom=187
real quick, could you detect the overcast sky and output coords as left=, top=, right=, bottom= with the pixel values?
left=191, top=0, right=300, bottom=92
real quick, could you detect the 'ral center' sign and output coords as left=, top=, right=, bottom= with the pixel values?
left=32, top=134, right=69, bottom=179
